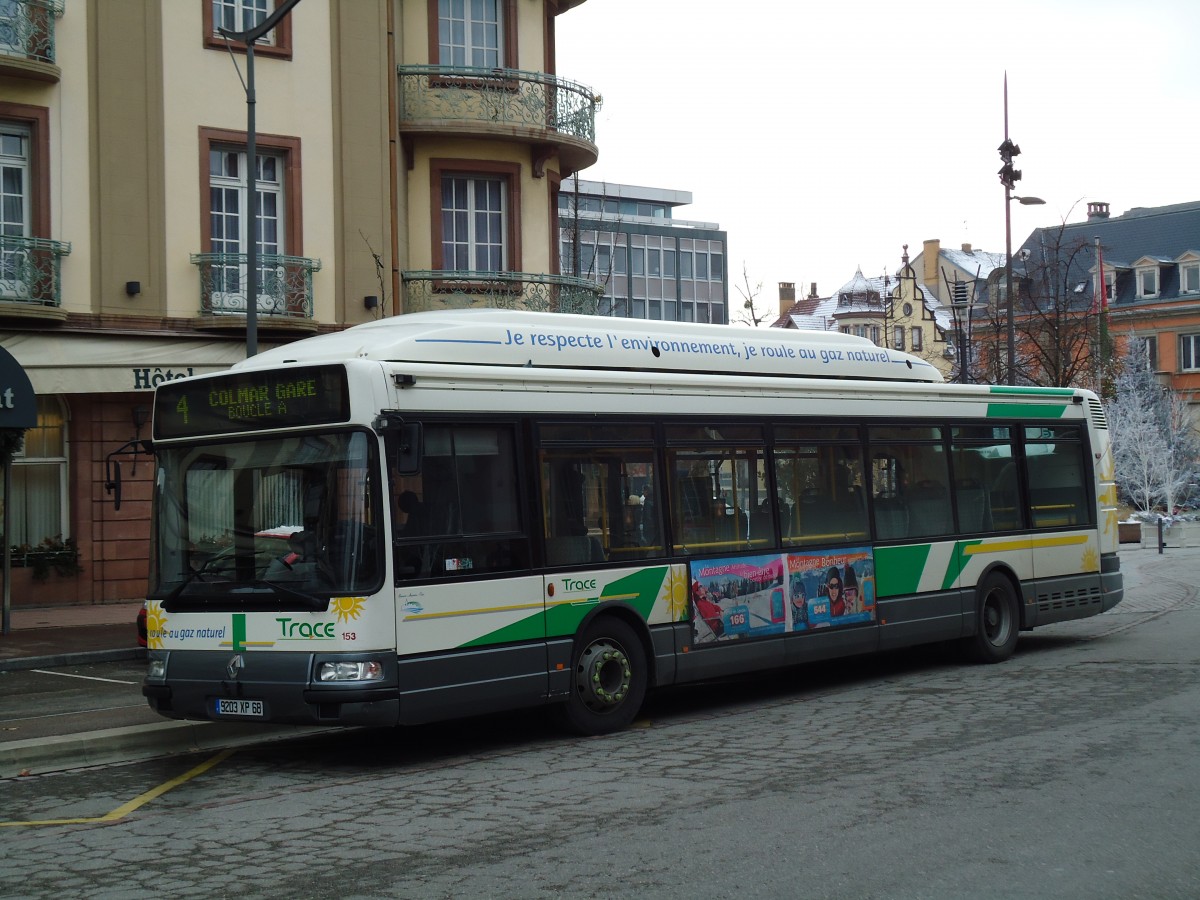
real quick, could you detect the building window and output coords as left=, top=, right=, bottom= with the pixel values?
left=431, top=160, right=519, bottom=273
left=8, top=395, right=67, bottom=547
left=204, top=0, right=293, bottom=58
left=0, top=103, right=48, bottom=301
left=870, top=326, right=880, bottom=346
left=1181, top=263, right=1200, bottom=294
left=442, top=175, right=504, bottom=271
left=1179, top=334, right=1200, bottom=372
left=199, top=129, right=302, bottom=312
left=432, top=0, right=515, bottom=69
left=911, top=327, right=922, bottom=351
left=1142, top=335, right=1158, bottom=371
left=0, top=121, right=29, bottom=296
left=893, top=325, right=905, bottom=350
left=1138, top=267, right=1159, bottom=299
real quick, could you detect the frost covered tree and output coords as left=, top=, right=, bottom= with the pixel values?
left=1108, top=334, right=1200, bottom=514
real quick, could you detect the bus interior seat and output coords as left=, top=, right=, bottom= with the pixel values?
left=907, top=480, right=951, bottom=536
left=873, top=493, right=909, bottom=540
left=954, top=477, right=992, bottom=532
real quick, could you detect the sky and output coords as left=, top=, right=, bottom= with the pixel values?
left=556, top=0, right=1200, bottom=315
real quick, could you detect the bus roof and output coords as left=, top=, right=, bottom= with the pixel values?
left=239, top=309, right=944, bottom=383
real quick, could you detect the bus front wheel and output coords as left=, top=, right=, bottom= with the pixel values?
left=556, top=618, right=647, bottom=736
left=964, top=572, right=1020, bottom=663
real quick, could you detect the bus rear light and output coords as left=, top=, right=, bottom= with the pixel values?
left=317, top=660, right=384, bottom=683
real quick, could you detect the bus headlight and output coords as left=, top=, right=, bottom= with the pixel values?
left=147, top=657, right=166, bottom=679
left=317, top=660, right=384, bottom=682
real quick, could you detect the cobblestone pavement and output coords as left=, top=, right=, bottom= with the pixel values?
left=2, top=546, right=1198, bottom=900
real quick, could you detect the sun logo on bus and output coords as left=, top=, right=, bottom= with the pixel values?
left=145, top=601, right=168, bottom=650
left=663, top=568, right=689, bottom=621
left=1082, top=547, right=1099, bottom=574
left=329, top=595, right=367, bottom=623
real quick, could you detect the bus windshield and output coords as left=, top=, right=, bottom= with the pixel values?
left=150, top=430, right=383, bottom=609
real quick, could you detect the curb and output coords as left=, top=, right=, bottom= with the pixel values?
left=1, top=719, right=341, bottom=779
left=0, top=647, right=146, bottom=673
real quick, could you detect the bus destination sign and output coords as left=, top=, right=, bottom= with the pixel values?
left=153, top=364, right=351, bottom=439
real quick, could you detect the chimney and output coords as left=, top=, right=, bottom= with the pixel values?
left=1087, top=202, right=1110, bottom=220
left=778, top=282, right=795, bottom=318
left=922, top=239, right=940, bottom=289
left=808, top=282, right=819, bottom=299
left=961, top=242, right=972, bottom=253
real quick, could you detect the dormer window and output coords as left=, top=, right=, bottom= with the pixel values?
left=1181, top=262, right=1200, bottom=294
left=1137, top=266, right=1159, bottom=299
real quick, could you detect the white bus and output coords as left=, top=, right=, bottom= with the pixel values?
left=142, top=309, right=1123, bottom=734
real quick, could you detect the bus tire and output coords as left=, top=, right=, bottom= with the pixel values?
left=964, top=572, right=1020, bottom=663
left=555, top=617, right=647, bottom=736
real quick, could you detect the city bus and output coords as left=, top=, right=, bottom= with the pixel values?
left=141, top=309, right=1123, bottom=735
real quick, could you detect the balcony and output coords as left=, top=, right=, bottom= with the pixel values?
left=402, top=271, right=603, bottom=315
left=0, top=234, right=71, bottom=322
left=0, top=0, right=64, bottom=82
left=190, top=252, right=322, bottom=334
left=397, top=65, right=599, bottom=175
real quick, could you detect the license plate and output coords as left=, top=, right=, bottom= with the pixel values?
left=214, top=698, right=264, bottom=718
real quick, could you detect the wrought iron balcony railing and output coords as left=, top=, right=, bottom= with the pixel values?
left=190, top=252, right=322, bottom=320
left=402, top=271, right=603, bottom=315
left=0, top=0, right=63, bottom=66
left=397, top=65, right=599, bottom=145
left=0, top=234, right=71, bottom=306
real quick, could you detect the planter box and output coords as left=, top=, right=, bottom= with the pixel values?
left=1141, top=521, right=1199, bottom=548
left=1119, top=523, right=1142, bottom=544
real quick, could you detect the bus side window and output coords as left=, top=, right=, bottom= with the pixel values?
left=393, top=424, right=528, bottom=581
left=1026, top=433, right=1090, bottom=528
left=537, top=428, right=661, bottom=565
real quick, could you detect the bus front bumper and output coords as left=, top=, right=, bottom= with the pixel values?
left=142, top=649, right=401, bottom=727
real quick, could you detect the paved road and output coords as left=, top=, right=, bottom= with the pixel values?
left=2, top=547, right=1198, bottom=899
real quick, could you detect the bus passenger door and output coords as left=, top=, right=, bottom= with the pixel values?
left=389, top=422, right=551, bottom=722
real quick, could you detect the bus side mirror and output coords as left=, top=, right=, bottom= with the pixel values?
left=393, top=423, right=422, bottom=475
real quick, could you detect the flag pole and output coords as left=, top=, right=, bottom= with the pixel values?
left=1095, top=236, right=1108, bottom=394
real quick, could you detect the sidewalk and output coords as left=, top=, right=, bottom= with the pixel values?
left=0, top=600, right=333, bottom=778
left=0, top=600, right=145, bottom=671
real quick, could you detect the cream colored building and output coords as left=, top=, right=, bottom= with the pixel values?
left=0, top=0, right=595, bottom=607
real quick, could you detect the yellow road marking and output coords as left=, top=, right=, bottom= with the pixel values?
left=0, top=749, right=235, bottom=828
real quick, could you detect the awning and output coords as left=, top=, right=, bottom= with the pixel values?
left=0, top=333, right=280, bottom=394
left=0, top=343, right=35, bottom=427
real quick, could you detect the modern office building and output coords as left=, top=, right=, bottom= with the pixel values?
left=558, top=177, right=729, bottom=323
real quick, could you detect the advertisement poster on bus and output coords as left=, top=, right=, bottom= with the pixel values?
left=785, top=547, right=875, bottom=631
left=690, top=554, right=786, bottom=643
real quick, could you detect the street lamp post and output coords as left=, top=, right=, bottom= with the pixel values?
left=998, top=75, right=1044, bottom=384
left=218, top=0, right=304, bottom=358
left=1002, top=192, right=1045, bottom=384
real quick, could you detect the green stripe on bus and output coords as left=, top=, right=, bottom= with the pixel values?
left=544, top=567, right=666, bottom=636
left=463, top=566, right=668, bottom=649
left=942, top=541, right=983, bottom=590
left=988, top=386, right=1076, bottom=396
left=461, top=611, right=545, bottom=648
left=985, top=403, right=1067, bottom=419
left=873, top=544, right=931, bottom=596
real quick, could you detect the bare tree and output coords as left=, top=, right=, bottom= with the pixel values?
left=1108, top=333, right=1200, bottom=515
left=989, top=218, right=1109, bottom=389
left=733, top=263, right=769, bottom=327
left=559, top=178, right=621, bottom=314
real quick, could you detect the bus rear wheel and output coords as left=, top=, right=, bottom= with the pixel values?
left=964, top=572, right=1020, bottom=663
left=556, top=618, right=647, bottom=736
